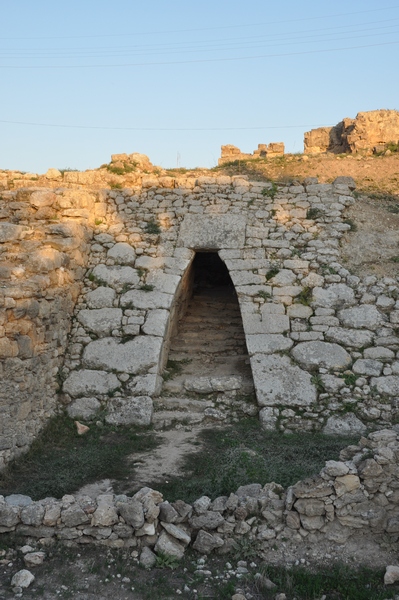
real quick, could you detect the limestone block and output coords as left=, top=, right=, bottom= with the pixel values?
left=251, top=353, right=316, bottom=407
left=320, top=375, right=345, bottom=392
left=30, top=191, right=56, bottom=207
left=107, top=242, right=136, bottom=265
left=105, top=396, right=153, bottom=426
left=154, top=531, right=185, bottom=559
left=0, top=223, right=24, bottom=242
left=177, top=214, right=246, bottom=249
left=323, top=461, right=349, bottom=477
left=371, top=374, right=399, bottom=396
left=334, top=474, right=361, bottom=496
left=270, top=270, right=297, bottom=286
left=192, top=530, right=224, bottom=554
left=24, top=551, right=46, bottom=567
left=66, top=397, right=101, bottom=420
left=287, top=305, right=313, bottom=319
left=0, top=338, right=19, bottom=358
left=325, top=327, right=374, bottom=348
left=243, top=312, right=289, bottom=335
left=77, top=308, right=122, bottom=336
left=83, top=336, right=162, bottom=373
left=117, top=498, right=145, bottom=529
left=323, top=414, right=366, bottom=435
left=29, top=248, right=64, bottom=272
left=61, top=505, right=90, bottom=527
left=338, top=305, right=384, bottom=330
left=189, top=511, right=225, bottom=530
left=135, top=256, right=165, bottom=270
left=0, top=504, right=20, bottom=527
left=246, top=334, right=293, bottom=356
left=91, top=495, right=118, bottom=527
left=301, top=272, right=324, bottom=288
left=312, top=284, right=355, bottom=308
left=11, top=570, right=35, bottom=589
left=364, top=346, right=395, bottom=360
left=161, top=522, right=191, bottom=545
left=300, top=514, right=324, bottom=530
left=294, top=499, right=325, bottom=516
left=259, top=407, right=279, bottom=430
left=292, top=476, right=334, bottom=499
left=91, top=264, right=139, bottom=290
left=21, top=504, right=45, bottom=526
left=352, top=359, right=383, bottom=376
left=146, top=270, right=181, bottom=294
left=126, top=374, right=162, bottom=396
left=139, top=547, right=157, bottom=569
left=273, top=285, right=302, bottom=298
left=229, top=271, right=263, bottom=286
left=384, top=566, right=399, bottom=585
left=291, top=341, right=351, bottom=371
left=63, top=370, right=120, bottom=397
left=120, top=289, right=173, bottom=310
left=142, top=309, right=170, bottom=337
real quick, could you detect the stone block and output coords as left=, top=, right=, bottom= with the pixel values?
left=325, top=327, right=374, bottom=348
left=177, top=214, right=246, bottom=249
left=105, top=396, right=153, bottom=426
left=323, top=414, right=366, bottom=435
left=86, top=287, right=117, bottom=309
left=66, top=397, right=101, bottom=420
left=246, top=334, right=293, bottom=356
left=63, top=370, right=120, bottom=397
left=91, top=264, right=139, bottom=290
left=77, top=308, right=122, bottom=337
left=120, top=289, right=173, bottom=310
left=251, top=353, right=316, bottom=407
left=142, top=309, right=170, bottom=337
left=83, top=336, right=162, bottom=374
left=338, top=305, right=384, bottom=330
left=291, top=341, right=351, bottom=371
left=107, top=242, right=136, bottom=265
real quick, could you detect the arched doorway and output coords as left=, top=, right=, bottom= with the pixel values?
left=162, top=251, right=254, bottom=399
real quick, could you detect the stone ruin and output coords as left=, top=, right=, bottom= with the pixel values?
left=304, top=109, right=399, bottom=155
left=218, top=143, right=285, bottom=165
left=2, top=165, right=399, bottom=467
left=1, top=152, right=399, bottom=558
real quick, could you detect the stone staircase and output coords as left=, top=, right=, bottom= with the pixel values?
left=153, top=285, right=257, bottom=429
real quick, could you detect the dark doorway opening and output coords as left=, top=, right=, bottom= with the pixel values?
left=163, top=252, right=254, bottom=395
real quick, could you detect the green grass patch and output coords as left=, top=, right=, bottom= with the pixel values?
left=0, top=414, right=158, bottom=500
left=155, top=418, right=357, bottom=502
left=259, top=563, right=396, bottom=599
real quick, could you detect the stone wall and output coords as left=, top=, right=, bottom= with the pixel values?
left=57, top=174, right=399, bottom=437
left=0, top=188, right=107, bottom=467
left=0, top=429, right=397, bottom=561
left=3, top=160, right=399, bottom=467
left=304, top=109, right=399, bottom=155
left=218, top=143, right=284, bottom=165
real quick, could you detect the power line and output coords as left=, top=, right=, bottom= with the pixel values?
left=0, top=119, right=334, bottom=132
left=0, top=40, right=397, bottom=69
left=0, top=5, right=397, bottom=40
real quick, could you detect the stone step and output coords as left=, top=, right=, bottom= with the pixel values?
left=154, top=397, right=212, bottom=412
left=152, top=410, right=205, bottom=429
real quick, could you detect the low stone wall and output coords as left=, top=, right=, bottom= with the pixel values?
left=218, top=143, right=284, bottom=165
left=1, top=430, right=397, bottom=560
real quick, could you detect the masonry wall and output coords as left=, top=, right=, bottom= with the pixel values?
left=2, top=171, right=399, bottom=468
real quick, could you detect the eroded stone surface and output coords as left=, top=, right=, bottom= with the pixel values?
left=63, top=370, right=120, bottom=397
left=105, top=396, right=153, bottom=426
left=83, top=337, right=162, bottom=374
left=291, top=341, right=351, bottom=371
left=251, top=354, right=316, bottom=407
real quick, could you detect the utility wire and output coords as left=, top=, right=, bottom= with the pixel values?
left=0, top=40, right=397, bottom=69
left=0, top=5, right=397, bottom=40
left=0, top=120, right=334, bottom=132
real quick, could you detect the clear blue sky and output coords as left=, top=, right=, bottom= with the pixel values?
left=1, top=1, right=398, bottom=173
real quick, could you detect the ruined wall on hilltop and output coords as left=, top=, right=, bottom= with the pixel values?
left=218, top=142, right=285, bottom=165
left=304, top=109, right=399, bottom=155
